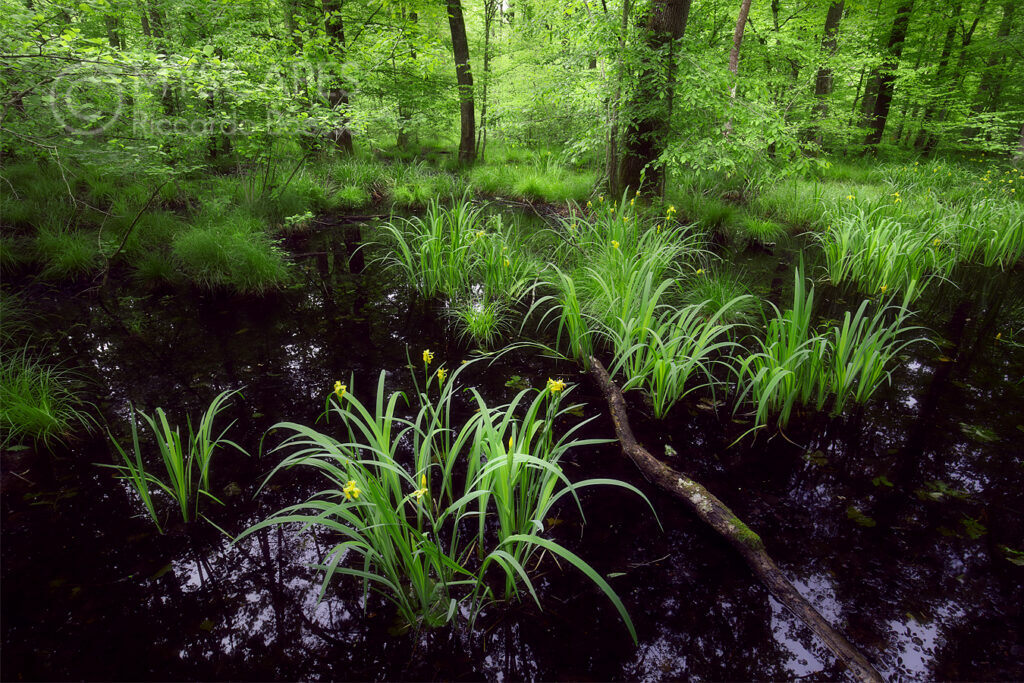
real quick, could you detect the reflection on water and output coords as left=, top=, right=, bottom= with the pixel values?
left=2, top=223, right=1023, bottom=680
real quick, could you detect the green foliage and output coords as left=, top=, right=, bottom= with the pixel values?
left=608, top=298, right=746, bottom=419
left=0, top=348, right=95, bottom=450
left=680, top=270, right=761, bottom=325
left=734, top=269, right=927, bottom=430
left=239, top=362, right=649, bottom=639
left=35, top=226, right=100, bottom=280
left=449, top=298, right=509, bottom=349
left=734, top=216, right=787, bottom=248
left=469, top=163, right=596, bottom=203
left=101, top=390, right=245, bottom=533
left=171, top=212, right=290, bottom=293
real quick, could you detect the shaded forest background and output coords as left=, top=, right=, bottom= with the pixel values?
left=2, top=0, right=1022, bottom=189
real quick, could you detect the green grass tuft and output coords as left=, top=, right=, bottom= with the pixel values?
left=0, top=348, right=95, bottom=450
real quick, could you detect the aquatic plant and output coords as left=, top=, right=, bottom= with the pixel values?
left=749, top=179, right=828, bottom=229
left=468, top=161, right=595, bottom=203
left=0, top=347, right=96, bottom=450
left=734, top=269, right=829, bottom=429
left=376, top=196, right=483, bottom=299
left=679, top=269, right=761, bottom=326
left=240, top=361, right=650, bottom=640
left=171, top=216, right=290, bottom=293
left=527, top=267, right=595, bottom=365
left=815, top=206, right=952, bottom=299
left=609, top=298, right=747, bottom=419
left=101, top=389, right=245, bottom=532
left=35, top=224, right=100, bottom=280
left=449, top=297, right=510, bottom=349
left=735, top=216, right=787, bottom=248
left=734, top=270, right=927, bottom=429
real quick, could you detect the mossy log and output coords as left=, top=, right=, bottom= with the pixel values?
left=588, top=357, right=884, bottom=683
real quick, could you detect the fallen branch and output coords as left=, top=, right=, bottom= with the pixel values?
left=588, top=356, right=883, bottom=683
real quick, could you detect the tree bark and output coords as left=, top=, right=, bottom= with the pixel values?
left=913, top=2, right=959, bottom=153
left=477, top=0, right=498, bottom=161
left=810, top=0, right=845, bottom=143
left=864, top=2, right=914, bottom=148
left=323, top=0, right=354, bottom=154
left=447, top=0, right=476, bottom=165
left=618, top=0, right=690, bottom=195
left=723, top=0, right=752, bottom=138
left=964, top=1, right=1016, bottom=140
left=396, top=10, right=417, bottom=149
left=605, top=0, right=631, bottom=198
left=588, top=358, right=884, bottom=683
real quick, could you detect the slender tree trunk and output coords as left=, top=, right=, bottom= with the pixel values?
left=723, top=0, right=753, bottom=138
left=810, top=0, right=844, bottom=145
left=964, top=1, right=1015, bottom=140
left=914, top=3, right=959, bottom=152
left=605, top=0, right=631, bottom=198
left=477, top=0, right=498, bottom=161
left=447, top=0, right=476, bottom=165
left=322, top=0, right=353, bottom=154
left=104, top=15, right=123, bottom=50
left=396, top=10, right=417, bottom=149
left=923, top=0, right=988, bottom=151
left=282, top=0, right=310, bottom=105
left=619, top=0, right=690, bottom=194
left=864, top=2, right=914, bottom=148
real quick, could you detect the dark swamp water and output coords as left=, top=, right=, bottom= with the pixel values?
left=2, top=212, right=1023, bottom=681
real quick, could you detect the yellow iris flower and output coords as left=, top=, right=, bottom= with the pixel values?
left=547, top=378, right=566, bottom=393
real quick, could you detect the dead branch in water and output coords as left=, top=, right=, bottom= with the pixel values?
left=588, top=356, right=884, bottom=683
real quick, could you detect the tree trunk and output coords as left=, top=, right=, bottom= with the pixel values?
left=913, top=3, right=959, bottom=153
left=605, top=0, right=631, bottom=198
left=396, top=10, right=417, bottom=149
left=864, top=2, right=914, bottom=148
left=104, top=14, right=123, bottom=50
left=964, top=1, right=1016, bottom=140
left=810, top=0, right=845, bottom=143
left=323, top=0, right=354, bottom=154
left=477, top=0, right=498, bottom=162
left=618, top=0, right=690, bottom=195
left=588, top=358, right=884, bottom=683
left=722, top=0, right=752, bottom=138
left=447, top=0, right=476, bottom=165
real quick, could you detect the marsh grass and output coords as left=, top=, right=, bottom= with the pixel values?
left=679, top=270, right=761, bottom=326
left=527, top=267, right=595, bottom=365
left=101, top=390, right=245, bottom=532
left=449, top=298, right=510, bottom=348
left=35, top=225, right=100, bottom=280
left=734, top=269, right=927, bottom=430
left=607, top=298, right=747, bottom=418
left=0, top=348, right=95, bottom=449
left=750, top=179, right=829, bottom=229
left=239, top=362, right=650, bottom=639
left=171, top=211, right=290, bottom=293
left=469, top=162, right=595, bottom=203
left=377, top=198, right=478, bottom=298
left=816, top=207, right=953, bottom=299
left=734, top=216, right=787, bottom=248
